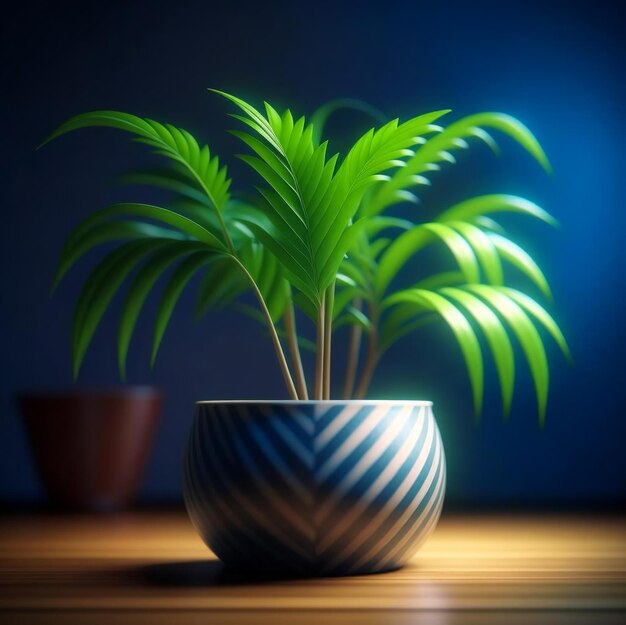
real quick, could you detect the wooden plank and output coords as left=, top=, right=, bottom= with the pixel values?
left=0, top=511, right=624, bottom=624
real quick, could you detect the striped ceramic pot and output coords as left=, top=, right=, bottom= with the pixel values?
left=183, top=400, right=445, bottom=576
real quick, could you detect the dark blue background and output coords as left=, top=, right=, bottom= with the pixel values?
left=2, top=0, right=624, bottom=507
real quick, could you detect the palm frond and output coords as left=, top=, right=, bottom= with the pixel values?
left=464, top=285, right=550, bottom=423
left=379, top=308, right=437, bottom=352
left=195, top=241, right=290, bottom=323
left=410, top=111, right=551, bottom=173
left=61, top=203, right=227, bottom=252
left=212, top=89, right=450, bottom=309
left=52, top=200, right=231, bottom=376
left=194, top=257, right=246, bottom=319
left=151, top=252, right=216, bottom=366
left=52, top=220, right=187, bottom=292
left=447, top=221, right=503, bottom=286
left=376, top=222, right=480, bottom=295
left=42, top=112, right=231, bottom=206
left=310, top=98, right=387, bottom=145
left=41, top=111, right=234, bottom=248
left=441, top=287, right=515, bottom=416
left=488, top=233, right=553, bottom=299
left=117, top=241, right=211, bottom=378
left=438, top=194, right=558, bottom=226
left=383, top=283, right=565, bottom=422
left=71, top=239, right=173, bottom=378
left=497, top=287, right=570, bottom=359
left=44, top=92, right=568, bottom=414
left=119, top=168, right=213, bottom=208
left=365, top=112, right=551, bottom=215
left=383, top=289, right=484, bottom=414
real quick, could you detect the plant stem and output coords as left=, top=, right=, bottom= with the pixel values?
left=343, top=297, right=363, bottom=399
left=323, top=282, right=335, bottom=400
left=355, top=303, right=379, bottom=399
left=315, top=293, right=326, bottom=400
left=232, top=257, right=299, bottom=400
left=186, top=170, right=236, bottom=254
left=284, top=303, right=308, bottom=400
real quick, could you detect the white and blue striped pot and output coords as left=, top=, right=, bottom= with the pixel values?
left=183, top=400, right=445, bottom=576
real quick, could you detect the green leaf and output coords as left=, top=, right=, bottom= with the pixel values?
left=151, top=252, right=217, bottom=366
left=380, top=306, right=437, bottom=352
left=453, top=112, right=551, bottom=171
left=380, top=309, right=437, bottom=353
left=384, top=289, right=484, bottom=413
left=214, top=89, right=450, bottom=309
left=473, top=215, right=507, bottom=234
left=488, top=233, right=553, bottom=299
left=498, top=287, right=570, bottom=360
left=365, top=111, right=551, bottom=216
left=438, top=194, right=558, bottom=226
left=334, top=305, right=372, bottom=331
left=310, top=98, right=387, bottom=145
left=72, top=239, right=173, bottom=378
left=465, top=285, right=550, bottom=423
left=117, top=242, right=211, bottom=378
left=442, top=288, right=515, bottom=416
left=240, top=242, right=290, bottom=322
left=332, top=285, right=366, bottom=320
left=41, top=111, right=232, bottom=219
left=64, top=203, right=227, bottom=252
left=119, top=168, right=213, bottom=209
left=53, top=220, right=186, bottom=292
left=376, top=222, right=480, bottom=294
left=447, top=221, right=503, bottom=285
left=364, top=215, right=413, bottom=237
left=195, top=257, right=246, bottom=319
left=414, top=271, right=465, bottom=290
left=411, top=112, right=551, bottom=173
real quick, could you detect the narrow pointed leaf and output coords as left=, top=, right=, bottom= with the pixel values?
left=377, top=222, right=480, bottom=294
left=53, top=221, right=186, bottom=292
left=438, top=195, right=558, bottom=226
left=489, top=233, right=553, bottom=299
left=385, top=289, right=484, bottom=413
left=151, top=252, right=217, bottom=366
left=310, top=98, right=387, bottom=145
left=466, top=285, right=550, bottom=423
left=41, top=110, right=232, bottom=214
left=72, top=239, right=173, bottom=378
left=442, top=287, right=515, bottom=416
left=499, top=287, right=570, bottom=359
left=65, top=203, right=227, bottom=251
left=448, top=221, right=503, bottom=285
left=117, top=241, right=209, bottom=378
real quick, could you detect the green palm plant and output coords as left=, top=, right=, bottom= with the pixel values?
left=42, top=90, right=569, bottom=421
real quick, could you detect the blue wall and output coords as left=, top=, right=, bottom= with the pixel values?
left=2, top=0, right=624, bottom=506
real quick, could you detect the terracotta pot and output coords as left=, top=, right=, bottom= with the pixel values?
left=20, top=387, right=162, bottom=511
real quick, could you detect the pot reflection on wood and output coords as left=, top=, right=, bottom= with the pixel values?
left=20, top=387, right=162, bottom=512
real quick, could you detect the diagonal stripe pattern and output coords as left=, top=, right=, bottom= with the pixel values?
left=183, top=400, right=445, bottom=575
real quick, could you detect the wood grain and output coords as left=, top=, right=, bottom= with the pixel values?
left=0, top=511, right=624, bottom=624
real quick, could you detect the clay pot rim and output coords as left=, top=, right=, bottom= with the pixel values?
left=19, top=386, right=162, bottom=401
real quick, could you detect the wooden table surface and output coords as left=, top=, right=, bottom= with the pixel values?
left=0, top=510, right=624, bottom=624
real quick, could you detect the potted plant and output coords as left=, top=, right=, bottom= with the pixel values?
left=42, top=90, right=568, bottom=574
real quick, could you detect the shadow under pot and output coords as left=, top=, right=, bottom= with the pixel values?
left=20, top=387, right=162, bottom=512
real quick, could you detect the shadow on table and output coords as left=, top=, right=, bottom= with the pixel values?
left=130, top=560, right=316, bottom=586
left=129, top=559, right=402, bottom=586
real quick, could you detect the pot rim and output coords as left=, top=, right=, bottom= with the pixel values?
left=196, top=399, right=433, bottom=406
left=19, top=386, right=162, bottom=400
